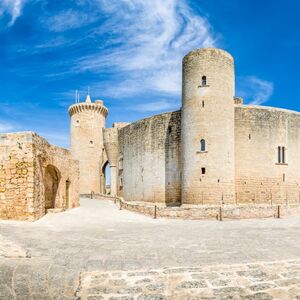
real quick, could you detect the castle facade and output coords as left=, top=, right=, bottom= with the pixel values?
left=1, top=47, right=300, bottom=221
left=70, top=48, right=300, bottom=207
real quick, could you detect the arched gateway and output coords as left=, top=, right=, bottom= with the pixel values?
left=44, top=165, right=61, bottom=211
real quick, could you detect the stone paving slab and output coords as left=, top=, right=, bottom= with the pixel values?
left=1, top=199, right=300, bottom=299
left=75, top=260, right=300, bottom=300
left=0, top=235, right=30, bottom=258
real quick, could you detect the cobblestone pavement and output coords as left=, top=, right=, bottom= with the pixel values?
left=1, top=198, right=300, bottom=299
left=76, top=260, right=300, bottom=299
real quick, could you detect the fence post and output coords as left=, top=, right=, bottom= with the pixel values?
left=154, top=205, right=157, bottom=219
left=119, top=199, right=122, bottom=210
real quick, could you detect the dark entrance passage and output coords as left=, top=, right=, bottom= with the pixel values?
left=44, top=165, right=61, bottom=211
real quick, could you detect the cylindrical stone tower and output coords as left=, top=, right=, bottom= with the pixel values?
left=69, top=96, right=108, bottom=194
left=181, top=48, right=235, bottom=205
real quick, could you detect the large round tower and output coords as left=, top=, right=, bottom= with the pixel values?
left=181, top=48, right=235, bottom=205
left=68, top=95, right=108, bottom=194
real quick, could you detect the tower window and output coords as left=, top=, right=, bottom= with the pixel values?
left=282, top=147, right=286, bottom=163
left=277, top=146, right=286, bottom=164
left=89, top=140, right=94, bottom=145
left=202, top=76, right=207, bottom=86
left=200, top=139, right=206, bottom=152
left=201, top=168, right=206, bottom=175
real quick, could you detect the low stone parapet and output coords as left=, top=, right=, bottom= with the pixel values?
left=81, top=194, right=300, bottom=220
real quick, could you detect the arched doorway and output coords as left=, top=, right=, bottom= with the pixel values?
left=101, top=161, right=110, bottom=195
left=44, top=165, right=61, bottom=211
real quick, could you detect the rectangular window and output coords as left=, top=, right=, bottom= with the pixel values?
left=201, top=168, right=206, bottom=175
left=277, top=146, right=287, bottom=164
left=278, top=146, right=281, bottom=163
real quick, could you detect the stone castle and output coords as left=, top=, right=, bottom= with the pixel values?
left=1, top=48, right=300, bottom=221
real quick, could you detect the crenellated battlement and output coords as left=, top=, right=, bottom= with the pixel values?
left=68, top=102, right=108, bottom=117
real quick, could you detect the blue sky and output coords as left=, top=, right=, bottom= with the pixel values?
left=0, top=0, right=299, bottom=148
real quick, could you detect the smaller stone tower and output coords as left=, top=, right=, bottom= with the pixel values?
left=69, top=95, right=108, bottom=194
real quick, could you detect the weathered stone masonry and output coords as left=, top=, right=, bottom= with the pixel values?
left=116, top=111, right=181, bottom=205
left=0, top=132, right=79, bottom=221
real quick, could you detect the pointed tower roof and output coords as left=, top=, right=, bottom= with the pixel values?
left=85, top=94, right=92, bottom=103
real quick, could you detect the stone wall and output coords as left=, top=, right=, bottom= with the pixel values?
left=116, top=102, right=300, bottom=209
left=0, top=132, right=79, bottom=221
left=103, top=127, right=119, bottom=196
left=87, top=194, right=300, bottom=220
left=118, top=111, right=181, bottom=204
left=235, top=105, right=300, bottom=205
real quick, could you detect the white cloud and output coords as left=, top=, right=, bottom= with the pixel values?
left=40, top=131, right=69, bottom=148
left=132, top=100, right=178, bottom=113
left=237, top=76, right=274, bottom=105
left=0, top=0, right=25, bottom=26
left=76, top=0, right=216, bottom=97
left=0, top=122, right=14, bottom=132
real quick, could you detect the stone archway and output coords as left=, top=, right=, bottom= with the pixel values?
left=100, top=161, right=110, bottom=194
left=44, top=165, right=61, bottom=211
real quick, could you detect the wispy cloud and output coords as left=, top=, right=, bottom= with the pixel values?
left=42, top=9, right=96, bottom=32
left=75, top=0, right=216, bottom=97
left=0, top=0, right=25, bottom=26
left=237, top=76, right=274, bottom=105
left=39, top=131, right=69, bottom=148
left=132, top=100, right=179, bottom=113
left=0, top=121, right=15, bottom=132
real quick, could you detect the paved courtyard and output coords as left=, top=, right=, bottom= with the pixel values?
left=1, top=198, right=300, bottom=299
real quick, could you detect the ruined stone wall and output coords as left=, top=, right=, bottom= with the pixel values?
left=32, top=133, right=80, bottom=220
left=0, top=132, right=35, bottom=221
left=235, top=105, right=300, bottom=205
left=0, top=132, right=79, bottom=221
left=118, top=111, right=181, bottom=204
